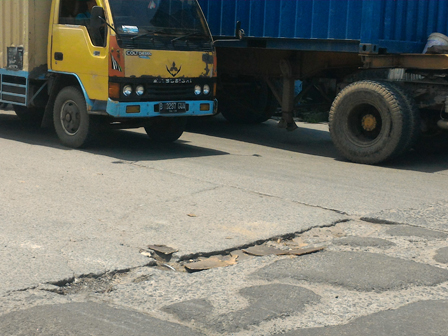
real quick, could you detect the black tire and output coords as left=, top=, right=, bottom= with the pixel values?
left=53, top=86, right=95, bottom=148
left=13, top=105, right=45, bottom=124
left=144, top=117, right=186, bottom=143
left=329, top=80, right=412, bottom=164
left=388, top=84, right=421, bottom=155
left=218, top=79, right=278, bottom=124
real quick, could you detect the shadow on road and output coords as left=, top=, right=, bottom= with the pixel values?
left=186, top=115, right=340, bottom=160
left=1, top=110, right=447, bottom=173
left=187, top=115, right=448, bottom=174
left=0, top=112, right=228, bottom=161
left=384, top=150, right=448, bottom=174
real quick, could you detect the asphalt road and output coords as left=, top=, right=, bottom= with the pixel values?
left=1, top=108, right=447, bottom=335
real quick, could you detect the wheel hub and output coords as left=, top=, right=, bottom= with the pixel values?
left=361, top=114, right=377, bottom=132
left=60, top=100, right=80, bottom=136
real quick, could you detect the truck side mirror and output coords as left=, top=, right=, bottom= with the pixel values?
left=235, top=21, right=245, bottom=40
left=90, top=6, right=105, bottom=30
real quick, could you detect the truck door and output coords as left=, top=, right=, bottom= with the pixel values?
left=50, top=0, right=109, bottom=101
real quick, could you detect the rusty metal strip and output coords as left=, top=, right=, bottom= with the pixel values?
left=362, top=54, right=448, bottom=70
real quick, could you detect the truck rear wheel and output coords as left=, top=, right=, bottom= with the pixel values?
left=53, top=86, right=95, bottom=148
left=144, top=117, right=186, bottom=143
left=329, top=80, right=412, bottom=164
left=218, top=79, right=278, bottom=124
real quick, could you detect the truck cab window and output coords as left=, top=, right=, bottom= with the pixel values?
left=59, top=0, right=106, bottom=47
left=59, top=0, right=77, bottom=24
left=74, top=0, right=96, bottom=24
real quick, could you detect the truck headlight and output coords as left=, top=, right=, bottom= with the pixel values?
left=136, top=85, right=145, bottom=96
left=123, top=85, right=133, bottom=97
left=203, top=84, right=210, bottom=95
left=194, top=85, right=202, bottom=95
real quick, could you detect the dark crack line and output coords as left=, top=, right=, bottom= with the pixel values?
left=6, top=261, right=156, bottom=297
left=121, top=161, right=350, bottom=217
left=175, top=218, right=350, bottom=262
left=7, top=220, right=349, bottom=295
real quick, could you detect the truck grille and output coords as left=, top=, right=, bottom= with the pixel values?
left=145, top=83, right=194, bottom=100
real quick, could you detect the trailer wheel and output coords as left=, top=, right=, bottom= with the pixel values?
left=329, top=80, right=411, bottom=164
left=53, top=86, right=95, bottom=148
left=218, top=79, right=278, bottom=124
left=144, top=117, right=186, bottom=143
left=13, top=105, right=44, bottom=124
left=388, top=84, right=421, bottom=155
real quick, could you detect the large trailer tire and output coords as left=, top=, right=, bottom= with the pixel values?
left=218, top=79, right=278, bottom=124
left=329, top=80, right=412, bottom=164
left=144, top=117, right=186, bottom=143
left=13, top=105, right=45, bottom=124
left=388, top=84, right=421, bottom=155
left=53, top=86, right=96, bottom=148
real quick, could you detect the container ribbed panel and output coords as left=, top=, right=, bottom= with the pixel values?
left=0, top=0, right=28, bottom=69
left=0, top=0, right=51, bottom=73
left=198, top=0, right=448, bottom=54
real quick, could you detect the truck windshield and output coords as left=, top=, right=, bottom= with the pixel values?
left=109, top=0, right=211, bottom=49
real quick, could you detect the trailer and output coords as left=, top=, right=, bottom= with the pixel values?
left=199, top=0, right=448, bottom=164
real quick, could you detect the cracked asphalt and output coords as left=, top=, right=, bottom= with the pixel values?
left=1, top=111, right=448, bottom=335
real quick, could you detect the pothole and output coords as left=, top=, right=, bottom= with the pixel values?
left=142, top=231, right=330, bottom=274
left=35, top=220, right=448, bottom=299
left=45, top=270, right=131, bottom=295
left=40, top=222, right=350, bottom=296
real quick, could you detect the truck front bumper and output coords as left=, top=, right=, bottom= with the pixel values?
left=105, top=99, right=217, bottom=118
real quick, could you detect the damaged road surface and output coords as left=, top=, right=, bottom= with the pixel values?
left=1, top=114, right=448, bottom=335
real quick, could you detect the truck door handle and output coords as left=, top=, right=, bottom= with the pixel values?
left=54, top=52, right=63, bottom=61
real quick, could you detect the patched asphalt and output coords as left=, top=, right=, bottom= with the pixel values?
left=0, top=302, right=205, bottom=336
left=2, top=219, right=448, bottom=335
left=163, top=284, right=321, bottom=333
left=252, top=251, right=448, bottom=292
left=435, top=247, right=448, bottom=264
left=278, top=300, right=448, bottom=336
left=332, top=236, right=395, bottom=248
left=386, top=225, right=448, bottom=239
left=362, top=202, right=448, bottom=231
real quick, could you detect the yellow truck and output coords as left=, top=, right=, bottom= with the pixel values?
left=0, top=0, right=216, bottom=147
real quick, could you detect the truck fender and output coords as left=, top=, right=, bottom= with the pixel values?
left=41, top=73, right=91, bottom=128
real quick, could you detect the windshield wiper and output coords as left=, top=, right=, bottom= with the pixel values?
left=131, top=29, right=170, bottom=41
left=171, top=31, right=207, bottom=43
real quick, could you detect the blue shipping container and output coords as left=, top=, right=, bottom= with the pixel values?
left=198, top=0, right=448, bottom=54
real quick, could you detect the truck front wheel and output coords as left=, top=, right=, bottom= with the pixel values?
left=329, top=80, right=412, bottom=164
left=53, top=86, right=95, bottom=148
left=144, top=117, right=186, bottom=143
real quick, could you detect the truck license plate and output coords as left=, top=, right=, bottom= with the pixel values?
left=159, top=102, right=186, bottom=113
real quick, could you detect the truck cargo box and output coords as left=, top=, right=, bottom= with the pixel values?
left=0, top=0, right=52, bottom=76
left=198, top=0, right=448, bottom=54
